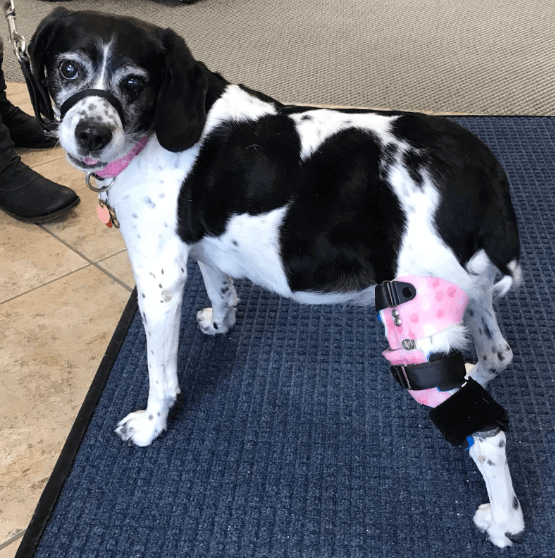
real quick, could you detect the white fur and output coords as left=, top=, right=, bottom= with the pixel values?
left=190, top=207, right=292, bottom=297
left=202, top=84, right=277, bottom=138
left=290, top=110, right=399, bottom=160
left=470, top=431, right=525, bottom=547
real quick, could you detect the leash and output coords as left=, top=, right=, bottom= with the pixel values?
left=4, top=0, right=57, bottom=130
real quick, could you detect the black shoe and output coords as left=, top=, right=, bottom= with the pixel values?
left=0, top=170, right=80, bottom=223
left=0, top=54, right=57, bottom=148
left=0, top=104, right=79, bottom=223
left=1, top=106, right=58, bottom=148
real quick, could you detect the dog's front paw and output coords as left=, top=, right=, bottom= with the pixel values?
left=115, top=410, right=166, bottom=447
left=473, top=502, right=524, bottom=548
left=196, top=307, right=236, bottom=335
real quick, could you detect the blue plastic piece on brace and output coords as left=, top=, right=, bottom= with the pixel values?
left=465, top=436, right=475, bottom=450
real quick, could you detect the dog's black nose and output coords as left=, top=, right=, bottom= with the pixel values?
left=75, top=121, right=113, bottom=153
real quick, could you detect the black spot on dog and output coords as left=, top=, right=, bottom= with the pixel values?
left=499, top=440, right=505, bottom=448
left=301, top=114, right=312, bottom=122
left=213, top=322, right=219, bottom=329
left=487, top=460, right=495, bottom=466
left=467, top=309, right=475, bottom=317
left=144, top=196, right=156, bottom=209
left=159, top=284, right=162, bottom=289
left=232, top=240, right=239, bottom=247
left=497, top=351, right=505, bottom=361
left=482, top=320, right=493, bottom=339
left=402, top=150, right=425, bottom=187
left=142, top=293, right=146, bottom=298
left=88, top=103, right=97, bottom=111
left=149, top=414, right=153, bottom=421
left=482, top=354, right=487, bottom=360
left=133, top=213, right=138, bottom=218
left=161, top=269, right=164, bottom=275
left=513, top=496, right=520, bottom=510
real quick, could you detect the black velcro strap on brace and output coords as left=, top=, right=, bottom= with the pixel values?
left=60, top=89, right=125, bottom=124
left=429, top=378, right=509, bottom=446
left=375, top=281, right=417, bottom=312
left=390, top=351, right=467, bottom=391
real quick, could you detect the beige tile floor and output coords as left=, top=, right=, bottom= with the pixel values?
left=0, top=83, right=135, bottom=558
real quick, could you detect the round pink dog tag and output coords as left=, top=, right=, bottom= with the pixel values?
left=97, top=204, right=113, bottom=228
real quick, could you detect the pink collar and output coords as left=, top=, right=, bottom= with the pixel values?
left=95, top=135, right=150, bottom=179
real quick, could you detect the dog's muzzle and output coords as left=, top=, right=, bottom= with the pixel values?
left=60, top=89, right=126, bottom=125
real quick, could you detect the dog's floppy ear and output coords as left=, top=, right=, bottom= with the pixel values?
left=155, top=29, right=208, bottom=152
left=27, top=8, right=72, bottom=121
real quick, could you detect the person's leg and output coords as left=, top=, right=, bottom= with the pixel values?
left=0, top=40, right=79, bottom=223
left=0, top=41, right=57, bottom=148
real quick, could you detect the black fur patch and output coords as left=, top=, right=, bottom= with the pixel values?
left=177, top=115, right=405, bottom=292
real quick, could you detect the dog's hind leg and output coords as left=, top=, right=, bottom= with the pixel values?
left=196, top=260, right=239, bottom=335
left=464, top=270, right=513, bottom=388
left=115, top=250, right=187, bottom=446
left=469, top=431, right=524, bottom=547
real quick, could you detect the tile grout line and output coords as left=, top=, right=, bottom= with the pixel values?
left=0, top=236, right=132, bottom=306
left=0, top=529, right=26, bottom=551
left=38, top=226, right=134, bottom=293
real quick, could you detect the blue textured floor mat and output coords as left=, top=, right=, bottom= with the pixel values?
left=20, top=117, right=555, bottom=557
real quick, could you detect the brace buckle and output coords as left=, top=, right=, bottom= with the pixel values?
left=390, top=364, right=412, bottom=390
left=375, top=280, right=417, bottom=312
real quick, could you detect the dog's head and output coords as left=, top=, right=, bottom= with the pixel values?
left=29, top=8, right=209, bottom=171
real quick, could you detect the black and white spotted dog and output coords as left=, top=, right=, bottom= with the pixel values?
left=30, top=8, right=524, bottom=547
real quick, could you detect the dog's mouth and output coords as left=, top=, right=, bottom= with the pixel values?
left=68, top=153, right=108, bottom=171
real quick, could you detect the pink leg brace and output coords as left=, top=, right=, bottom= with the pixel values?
left=377, top=275, right=509, bottom=447
left=378, top=275, right=468, bottom=407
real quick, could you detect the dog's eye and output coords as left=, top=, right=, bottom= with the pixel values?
left=60, top=61, right=79, bottom=80
left=123, top=76, right=145, bottom=94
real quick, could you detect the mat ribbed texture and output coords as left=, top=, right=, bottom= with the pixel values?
left=2, top=1, right=555, bottom=115
left=30, top=117, right=555, bottom=557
